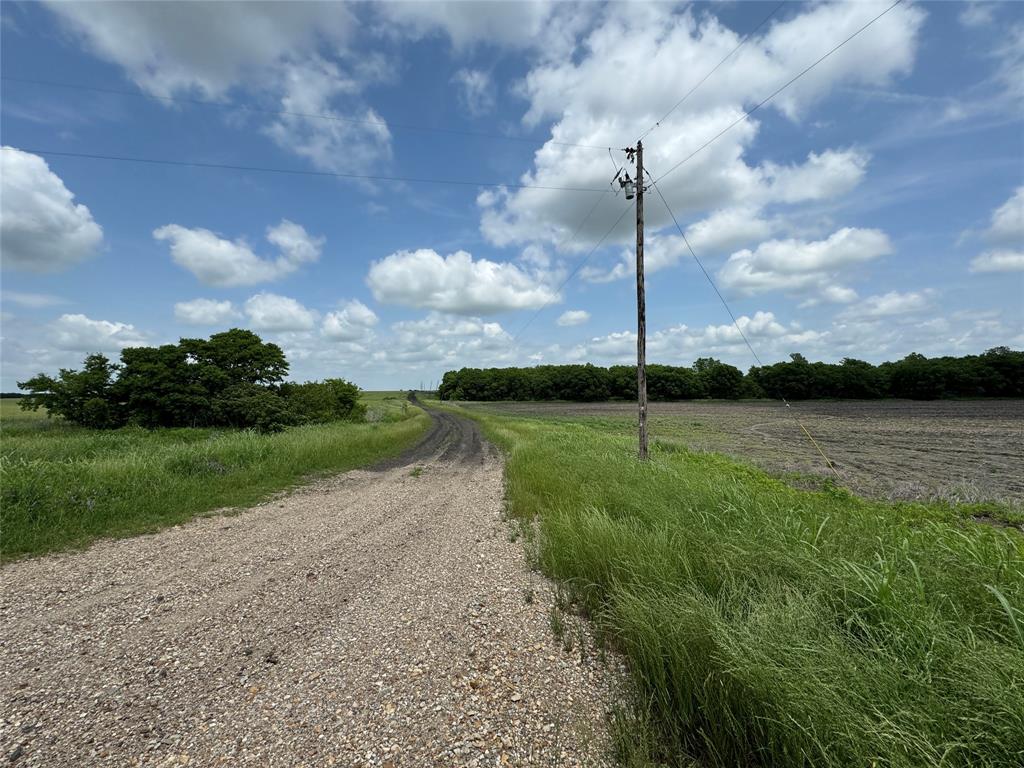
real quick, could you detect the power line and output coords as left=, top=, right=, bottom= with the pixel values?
left=12, top=147, right=607, bottom=193
left=512, top=197, right=633, bottom=343
left=0, top=75, right=611, bottom=151
left=647, top=176, right=841, bottom=478
left=638, top=0, right=787, bottom=142
left=656, top=0, right=904, bottom=184
left=511, top=1, right=903, bottom=322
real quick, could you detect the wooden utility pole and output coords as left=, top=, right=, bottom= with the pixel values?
left=635, top=140, right=648, bottom=460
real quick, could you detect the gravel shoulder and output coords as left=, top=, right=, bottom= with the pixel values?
left=0, top=407, right=619, bottom=767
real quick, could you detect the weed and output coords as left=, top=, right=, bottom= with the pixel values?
left=549, top=606, right=565, bottom=641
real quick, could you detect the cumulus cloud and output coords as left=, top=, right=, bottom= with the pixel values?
left=717, top=227, right=892, bottom=300
left=375, top=1, right=588, bottom=56
left=50, top=313, right=147, bottom=352
left=683, top=207, right=775, bottom=255
left=760, top=149, right=869, bottom=204
left=970, top=250, right=1024, bottom=273
left=479, top=2, right=922, bottom=249
left=451, top=68, right=495, bottom=116
left=983, top=186, right=1024, bottom=246
left=43, top=2, right=354, bottom=98
left=43, top=2, right=390, bottom=175
left=366, top=249, right=559, bottom=315
left=243, top=293, right=317, bottom=331
left=1, top=147, right=103, bottom=272
left=154, top=219, right=323, bottom=287
left=378, top=311, right=513, bottom=365
left=567, top=311, right=821, bottom=365
left=557, top=310, right=590, bottom=327
left=173, top=298, right=240, bottom=326
left=968, top=187, right=1024, bottom=273
left=263, top=57, right=392, bottom=176
left=321, top=299, right=379, bottom=341
left=837, top=290, right=932, bottom=320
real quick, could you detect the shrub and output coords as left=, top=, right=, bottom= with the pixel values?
left=211, top=384, right=296, bottom=432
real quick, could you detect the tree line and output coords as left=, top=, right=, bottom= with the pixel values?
left=438, top=348, right=1024, bottom=402
left=18, top=329, right=365, bottom=431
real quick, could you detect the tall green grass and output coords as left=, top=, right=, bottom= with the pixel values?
left=1, top=398, right=428, bottom=558
left=456, top=407, right=1024, bottom=767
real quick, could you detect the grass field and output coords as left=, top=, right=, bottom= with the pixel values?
left=436, top=399, right=1024, bottom=767
left=0, top=394, right=427, bottom=559
left=462, top=399, right=1024, bottom=513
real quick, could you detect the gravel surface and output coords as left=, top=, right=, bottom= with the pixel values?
left=0, top=409, right=621, bottom=766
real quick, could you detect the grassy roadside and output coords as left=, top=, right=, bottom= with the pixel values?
left=1, top=396, right=429, bottom=559
left=436, top=401, right=1024, bottom=767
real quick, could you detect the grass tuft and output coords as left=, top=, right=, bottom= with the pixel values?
left=1, top=399, right=429, bottom=559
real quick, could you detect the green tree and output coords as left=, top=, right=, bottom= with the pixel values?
left=115, top=344, right=212, bottom=427
left=18, top=354, right=122, bottom=427
left=184, top=329, right=289, bottom=389
left=693, top=358, right=744, bottom=399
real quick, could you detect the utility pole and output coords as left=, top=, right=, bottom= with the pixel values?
left=635, top=140, right=648, bottom=460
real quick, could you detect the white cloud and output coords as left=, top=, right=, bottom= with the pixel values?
left=970, top=250, right=1024, bottom=273
left=1, top=291, right=66, bottom=308
left=838, top=290, right=932, bottom=320
left=44, top=3, right=391, bottom=175
left=153, top=219, right=322, bottom=286
left=243, top=293, right=317, bottom=331
left=568, top=311, right=820, bottom=365
left=174, top=298, right=240, bottom=326
left=366, top=248, right=559, bottom=315
left=684, top=207, right=775, bottom=255
left=50, top=313, right=147, bottom=352
left=451, top=68, right=495, bottom=116
left=378, top=311, right=514, bottom=366
left=263, top=57, right=392, bottom=176
left=321, top=299, right=379, bottom=341
left=557, top=310, right=590, bottom=327
left=983, top=186, right=1024, bottom=246
left=479, top=2, right=922, bottom=249
left=760, top=149, right=869, bottom=204
left=717, top=227, right=892, bottom=299
left=265, top=219, right=324, bottom=265
left=0, top=147, right=103, bottom=272
left=43, top=2, right=354, bottom=98
left=967, top=188, right=1024, bottom=272
left=960, top=2, right=996, bottom=29
left=375, top=1, right=588, bottom=57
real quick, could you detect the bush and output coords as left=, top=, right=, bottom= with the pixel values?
left=281, top=378, right=366, bottom=424
left=211, top=384, right=296, bottom=433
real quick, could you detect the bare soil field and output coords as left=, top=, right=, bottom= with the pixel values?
left=460, top=399, right=1024, bottom=509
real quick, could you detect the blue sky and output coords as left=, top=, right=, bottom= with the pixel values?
left=1, top=0, right=1022, bottom=391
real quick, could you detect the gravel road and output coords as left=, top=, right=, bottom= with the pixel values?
left=0, top=408, right=619, bottom=767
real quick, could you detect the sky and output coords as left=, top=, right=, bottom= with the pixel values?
left=1, top=0, right=1022, bottom=392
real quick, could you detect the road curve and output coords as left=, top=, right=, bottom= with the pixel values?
left=0, top=405, right=617, bottom=767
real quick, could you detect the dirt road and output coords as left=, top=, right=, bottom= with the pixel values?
left=0, top=408, right=617, bottom=767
